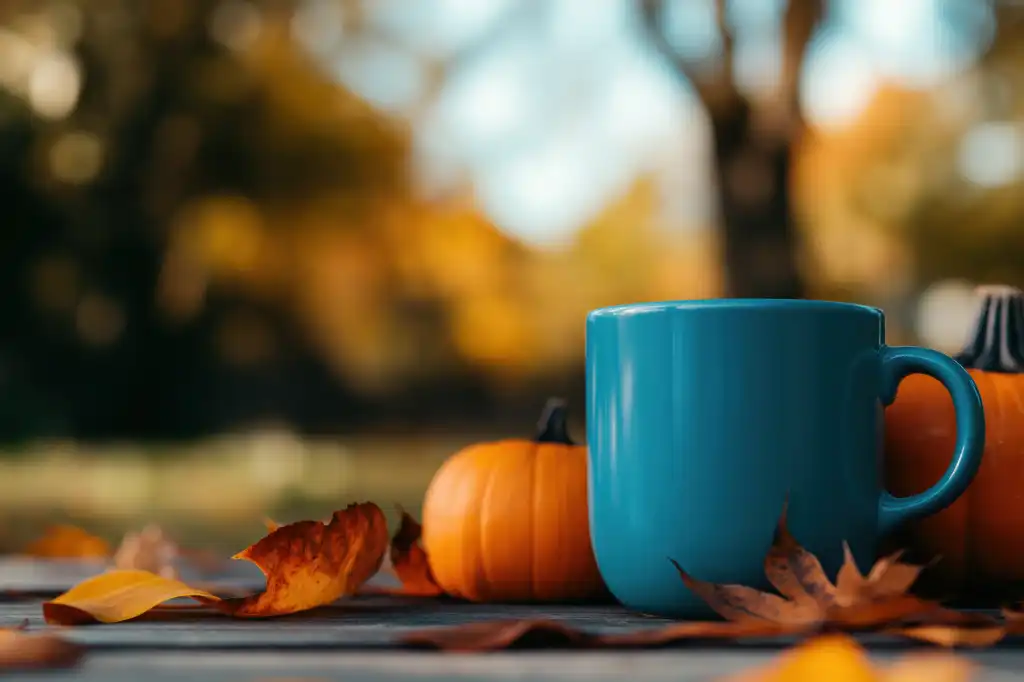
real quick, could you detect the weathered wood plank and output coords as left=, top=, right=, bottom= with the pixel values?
left=4, top=559, right=1024, bottom=682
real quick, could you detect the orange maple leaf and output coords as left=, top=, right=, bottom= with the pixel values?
left=670, top=503, right=1005, bottom=646
left=43, top=502, right=389, bottom=624
left=387, top=508, right=443, bottom=597
left=22, top=525, right=110, bottom=560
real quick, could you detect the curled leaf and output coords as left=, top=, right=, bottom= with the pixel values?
left=23, top=525, right=110, bottom=560
left=388, top=509, right=443, bottom=597
left=43, top=502, right=389, bottom=624
left=215, top=502, right=389, bottom=617
left=42, top=570, right=219, bottom=625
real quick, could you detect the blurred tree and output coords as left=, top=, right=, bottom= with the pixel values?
left=0, top=0, right=412, bottom=439
left=793, top=1, right=1024, bottom=310
left=640, top=0, right=819, bottom=299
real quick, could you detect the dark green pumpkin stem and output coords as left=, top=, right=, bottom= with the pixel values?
left=534, top=397, right=574, bottom=444
left=954, top=285, right=1024, bottom=373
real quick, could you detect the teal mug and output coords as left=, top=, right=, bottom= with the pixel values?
left=586, top=299, right=985, bottom=618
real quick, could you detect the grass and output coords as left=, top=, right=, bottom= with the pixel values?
left=0, top=432, right=484, bottom=551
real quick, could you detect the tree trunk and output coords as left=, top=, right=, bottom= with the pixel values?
left=712, top=103, right=805, bottom=299
left=641, top=0, right=819, bottom=300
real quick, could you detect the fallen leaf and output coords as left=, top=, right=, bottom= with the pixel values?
left=23, top=525, right=110, bottom=559
left=670, top=559, right=820, bottom=626
left=402, top=619, right=597, bottom=651
left=401, top=617, right=800, bottom=652
left=0, top=627, right=85, bottom=671
left=42, top=570, right=220, bottom=625
left=764, top=502, right=836, bottom=611
left=43, top=502, right=389, bottom=624
left=386, top=509, right=443, bottom=597
left=214, top=501, right=389, bottom=617
left=667, top=503, right=991, bottom=641
left=835, top=544, right=924, bottom=607
left=599, top=619, right=801, bottom=647
left=113, top=524, right=180, bottom=579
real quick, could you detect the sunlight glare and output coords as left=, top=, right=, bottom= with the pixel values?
left=478, top=133, right=622, bottom=248
left=438, top=38, right=540, bottom=156
left=800, top=28, right=878, bottom=131
left=28, top=51, right=81, bottom=120
left=958, top=122, right=1024, bottom=188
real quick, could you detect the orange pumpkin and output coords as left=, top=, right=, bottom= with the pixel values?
left=421, top=398, right=605, bottom=602
left=885, top=285, right=1024, bottom=594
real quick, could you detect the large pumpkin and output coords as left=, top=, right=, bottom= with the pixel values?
left=885, top=285, right=1024, bottom=594
left=421, top=398, right=605, bottom=602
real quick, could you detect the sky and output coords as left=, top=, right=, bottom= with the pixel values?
left=302, top=0, right=997, bottom=248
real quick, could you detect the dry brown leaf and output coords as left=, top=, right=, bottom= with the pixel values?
left=664, top=504, right=996, bottom=641
left=835, top=544, right=924, bottom=607
left=670, top=559, right=820, bottom=626
left=22, top=525, right=110, bottom=560
left=402, top=619, right=597, bottom=651
left=401, top=617, right=798, bottom=651
left=385, top=509, right=443, bottom=597
left=401, top=618, right=804, bottom=651
left=113, top=524, right=180, bottom=579
left=0, top=626, right=85, bottom=670
left=216, top=502, right=389, bottom=617
left=764, top=503, right=836, bottom=611
left=43, top=502, right=389, bottom=624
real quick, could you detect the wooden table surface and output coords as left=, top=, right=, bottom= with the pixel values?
left=4, top=559, right=1023, bottom=682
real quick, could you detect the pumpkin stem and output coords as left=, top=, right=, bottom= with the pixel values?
left=954, top=285, right=1024, bottom=373
left=535, top=398, right=574, bottom=445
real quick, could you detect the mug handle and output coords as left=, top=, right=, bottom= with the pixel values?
left=877, top=345, right=986, bottom=537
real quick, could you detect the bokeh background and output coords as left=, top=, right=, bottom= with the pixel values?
left=0, top=0, right=1021, bottom=550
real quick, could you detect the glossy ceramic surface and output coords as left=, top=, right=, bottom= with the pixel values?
left=586, top=299, right=986, bottom=618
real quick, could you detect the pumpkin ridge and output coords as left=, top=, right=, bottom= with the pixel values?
left=527, top=438, right=540, bottom=599
left=473, top=456, right=503, bottom=602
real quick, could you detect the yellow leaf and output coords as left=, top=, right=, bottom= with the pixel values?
left=43, top=570, right=220, bottom=625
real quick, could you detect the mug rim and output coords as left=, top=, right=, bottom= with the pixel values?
left=587, top=298, right=883, bottom=319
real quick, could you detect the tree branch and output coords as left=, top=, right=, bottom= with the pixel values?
left=780, top=0, right=823, bottom=121
left=638, top=0, right=743, bottom=118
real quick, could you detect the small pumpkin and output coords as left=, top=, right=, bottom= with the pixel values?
left=421, top=398, right=605, bottom=602
left=885, top=285, right=1024, bottom=594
